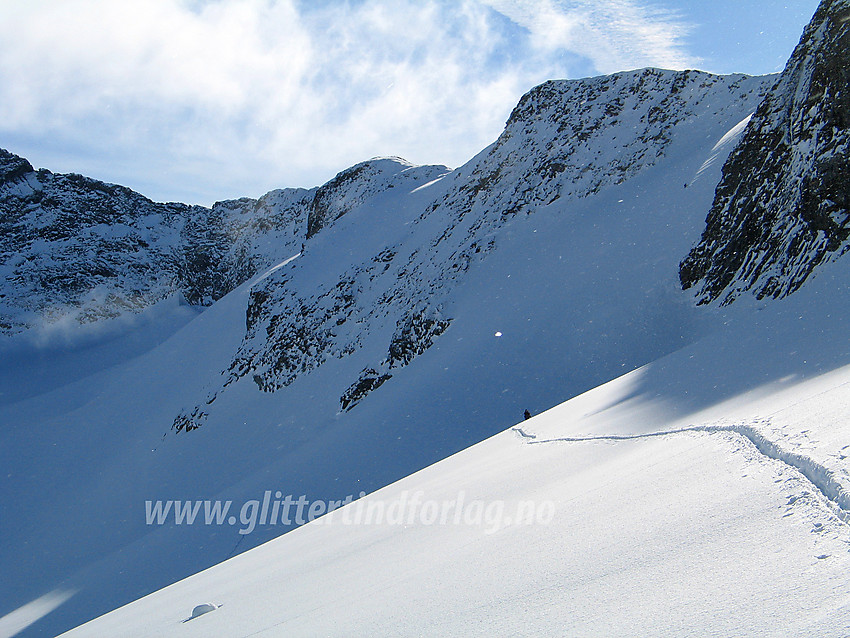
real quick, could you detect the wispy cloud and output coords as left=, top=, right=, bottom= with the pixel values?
left=481, top=0, right=697, bottom=73
left=0, top=0, right=698, bottom=205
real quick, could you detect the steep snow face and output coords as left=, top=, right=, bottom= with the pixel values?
left=183, top=69, right=772, bottom=428
left=680, top=0, right=850, bottom=305
left=0, top=150, right=311, bottom=337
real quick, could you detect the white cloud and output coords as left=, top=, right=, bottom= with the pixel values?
left=480, top=0, right=697, bottom=73
left=0, top=0, right=698, bottom=205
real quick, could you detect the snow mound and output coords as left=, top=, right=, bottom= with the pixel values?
left=187, top=603, right=217, bottom=620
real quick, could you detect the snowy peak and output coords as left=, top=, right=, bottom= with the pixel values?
left=174, top=68, right=770, bottom=430
left=0, top=149, right=195, bottom=334
left=0, top=149, right=311, bottom=337
left=436, top=68, right=774, bottom=254
left=680, top=0, right=850, bottom=305
left=0, top=148, right=34, bottom=185
left=306, top=157, right=429, bottom=239
left=494, top=69, right=762, bottom=203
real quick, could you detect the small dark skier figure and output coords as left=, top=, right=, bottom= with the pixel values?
left=523, top=409, right=532, bottom=420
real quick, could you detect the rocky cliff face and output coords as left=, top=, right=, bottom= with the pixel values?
left=0, top=149, right=311, bottom=334
left=465, top=68, right=761, bottom=212
left=173, top=68, right=771, bottom=428
left=680, top=0, right=850, bottom=305
left=1, top=65, right=775, bottom=425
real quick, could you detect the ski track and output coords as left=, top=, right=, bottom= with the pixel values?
left=524, top=422, right=850, bottom=525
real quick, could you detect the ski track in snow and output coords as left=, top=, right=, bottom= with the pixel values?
left=524, top=421, right=850, bottom=525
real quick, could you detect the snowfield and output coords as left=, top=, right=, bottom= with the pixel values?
left=58, top=264, right=850, bottom=637
left=1, top=68, right=781, bottom=638
left=3, top=1, right=850, bottom=632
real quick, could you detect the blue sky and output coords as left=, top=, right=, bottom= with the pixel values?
left=0, top=0, right=821, bottom=206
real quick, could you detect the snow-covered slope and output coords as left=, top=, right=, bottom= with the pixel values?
left=6, top=0, right=850, bottom=632
left=58, top=261, right=850, bottom=637
left=0, top=68, right=773, bottom=637
left=180, top=68, right=771, bottom=428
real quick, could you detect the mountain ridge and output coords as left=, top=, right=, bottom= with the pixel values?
left=177, top=67, right=772, bottom=430
left=3, top=7, right=850, bottom=632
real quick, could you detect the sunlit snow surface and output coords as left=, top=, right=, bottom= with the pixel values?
left=3, top=68, right=850, bottom=637
left=60, top=265, right=850, bottom=637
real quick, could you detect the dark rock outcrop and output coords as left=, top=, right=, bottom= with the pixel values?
left=0, top=149, right=311, bottom=333
left=681, top=0, right=850, bottom=304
